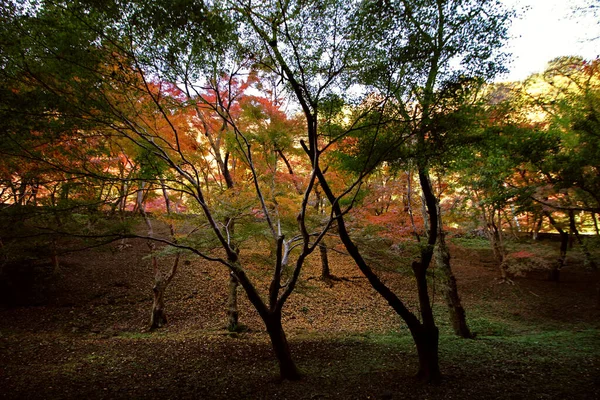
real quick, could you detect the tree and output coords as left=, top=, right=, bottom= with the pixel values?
left=232, top=0, right=513, bottom=381
left=353, top=0, right=511, bottom=344
left=1, top=0, right=343, bottom=380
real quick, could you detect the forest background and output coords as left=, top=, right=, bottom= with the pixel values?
left=0, top=0, right=599, bottom=398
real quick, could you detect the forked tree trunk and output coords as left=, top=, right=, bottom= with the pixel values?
left=231, top=261, right=301, bottom=381
left=486, top=216, right=510, bottom=281
left=309, top=164, right=442, bottom=383
left=227, top=272, right=240, bottom=331
left=143, top=186, right=180, bottom=330
left=151, top=280, right=168, bottom=329
left=410, top=169, right=442, bottom=383
left=265, top=311, right=301, bottom=381
left=149, top=247, right=180, bottom=330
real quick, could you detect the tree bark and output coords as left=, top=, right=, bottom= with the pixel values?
left=412, top=325, right=441, bottom=383
left=150, top=280, right=168, bottom=329
left=227, top=272, right=240, bottom=331
left=569, top=210, right=597, bottom=270
left=160, top=178, right=171, bottom=214
left=484, top=209, right=509, bottom=281
left=435, top=208, right=472, bottom=338
left=319, top=240, right=332, bottom=279
left=229, top=262, right=301, bottom=381
left=414, top=169, right=438, bottom=327
left=149, top=244, right=180, bottom=330
left=592, top=212, right=599, bottom=236
left=265, top=312, right=301, bottom=380
left=310, top=164, right=441, bottom=382
left=545, top=212, right=568, bottom=282
left=225, top=218, right=240, bottom=329
left=142, top=185, right=180, bottom=330
left=405, top=170, right=421, bottom=242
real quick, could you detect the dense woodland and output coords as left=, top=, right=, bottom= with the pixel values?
left=0, top=1, right=599, bottom=398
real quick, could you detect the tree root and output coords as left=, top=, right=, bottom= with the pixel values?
left=498, top=278, right=515, bottom=285
left=497, top=277, right=515, bottom=285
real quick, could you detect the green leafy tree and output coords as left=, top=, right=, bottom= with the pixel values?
left=352, top=0, right=513, bottom=350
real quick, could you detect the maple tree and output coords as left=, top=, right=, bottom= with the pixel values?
left=232, top=0, right=514, bottom=381
left=0, top=0, right=335, bottom=380
left=348, top=0, right=511, bottom=349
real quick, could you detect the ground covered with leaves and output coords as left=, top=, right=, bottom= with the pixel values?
left=1, top=233, right=599, bottom=399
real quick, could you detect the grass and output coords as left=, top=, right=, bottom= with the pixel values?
left=288, top=324, right=599, bottom=400
left=3, top=314, right=598, bottom=399
left=451, top=236, right=491, bottom=250
left=503, top=329, right=600, bottom=356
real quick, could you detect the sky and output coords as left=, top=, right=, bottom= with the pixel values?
left=499, top=0, right=600, bottom=82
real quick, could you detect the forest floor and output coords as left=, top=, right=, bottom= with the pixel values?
left=0, top=229, right=599, bottom=399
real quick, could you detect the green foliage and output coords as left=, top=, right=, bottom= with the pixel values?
left=333, top=104, right=411, bottom=175
left=468, top=317, right=510, bottom=337
left=451, top=237, right=491, bottom=250
left=114, top=0, right=237, bottom=82
left=134, top=147, right=170, bottom=180
left=520, top=58, right=600, bottom=210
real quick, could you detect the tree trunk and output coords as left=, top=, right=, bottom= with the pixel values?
left=406, top=170, right=421, bottom=242
left=411, top=259, right=441, bottom=382
left=486, top=215, right=509, bottom=281
left=592, top=212, right=599, bottom=236
left=569, top=211, right=597, bottom=270
left=412, top=325, right=441, bottom=383
left=227, top=272, right=240, bottom=331
left=309, top=146, right=441, bottom=383
left=545, top=212, right=568, bottom=282
left=319, top=240, right=331, bottom=279
left=265, top=314, right=301, bottom=380
left=225, top=218, right=240, bottom=330
left=321, top=175, right=440, bottom=381
left=143, top=181, right=179, bottom=331
left=550, top=231, right=568, bottom=282
left=532, top=214, right=544, bottom=240
left=435, top=226, right=472, bottom=338
left=150, top=280, right=168, bottom=329
left=51, top=238, right=60, bottom=275
left=149, top=249, right=180, bottom=330
left=160, top=178, right=172, bottom=214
